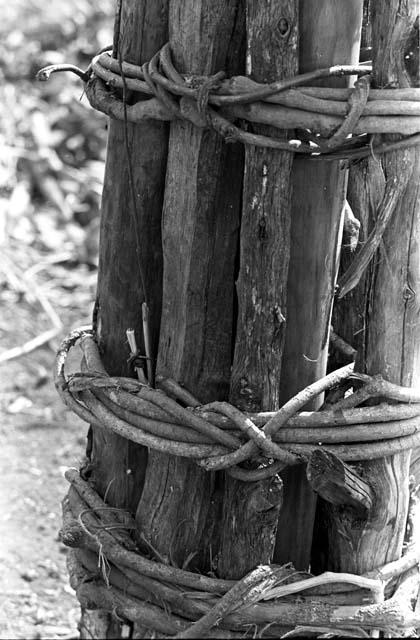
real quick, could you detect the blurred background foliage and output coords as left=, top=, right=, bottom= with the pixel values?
left=1, top=0, right=113, bottom=269
left=0, top=3, right=114, bottom=637
left=0, top=0, right=116, bottom=363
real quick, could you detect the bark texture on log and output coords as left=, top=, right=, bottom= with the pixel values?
left=90, top=0, right=169, bottom=513
left=135, top=0, right=245, bottom=571
left=313, top=0, right=419, bottom=575
left=274, top=0, right=364, bottom=571
left=217, top=0, right=298, bottom=581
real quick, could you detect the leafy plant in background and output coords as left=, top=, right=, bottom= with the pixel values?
left=0, top=0, right=113, bottom=265
left=0, top=0, right=114, bottom=365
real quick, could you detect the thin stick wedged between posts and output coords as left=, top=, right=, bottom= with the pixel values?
left=126, top=328, right=147, bottom=385
left=142, top=302, right=154, bottom=386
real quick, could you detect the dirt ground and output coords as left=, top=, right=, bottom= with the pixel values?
left=0, top=255, right=96, bottom=639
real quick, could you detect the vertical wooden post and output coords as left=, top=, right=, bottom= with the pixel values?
left=85, top=2, right=169, bottom=636
left=274, top=0, right=364, bottom=570
left=217, top=0, right=298, bottom=580
left=135, top=0, right=245, bottom=571
left=311, top=0, right=419, bottom=574
left=90, top=0, right=169, bottom=520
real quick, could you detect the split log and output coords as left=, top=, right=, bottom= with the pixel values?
left=216, top=0, right=298, bottom=580
left=274, top=0, right=364, bottom=571
left=312, top=0, right=419, bottom=575
left=135, top=0, right=245, bottom=571
left=307, top=450, right=373, bottom=512
left=89, top=0, right=169, bottom=512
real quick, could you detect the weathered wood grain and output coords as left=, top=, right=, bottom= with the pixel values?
left=217, top=0, right=298, bottom=580
left=274, top=0, right=364, bottom=571
left=135, top=0, right=245, bottom=571
left=314, top=0, right=419, bottom=574
left=82, top=8, right=170, bottom=638
left=90, top=0, right=169, bottom=514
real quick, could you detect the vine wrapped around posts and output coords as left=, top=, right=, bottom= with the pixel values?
left=56, top=330, right=420, bottom=478
left=59, top=465, right=420, bottom=637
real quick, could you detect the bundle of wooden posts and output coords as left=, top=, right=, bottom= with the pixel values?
left=42, top=0, right=420, bottom=636
left=56, top=328, right=420, bottom=636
